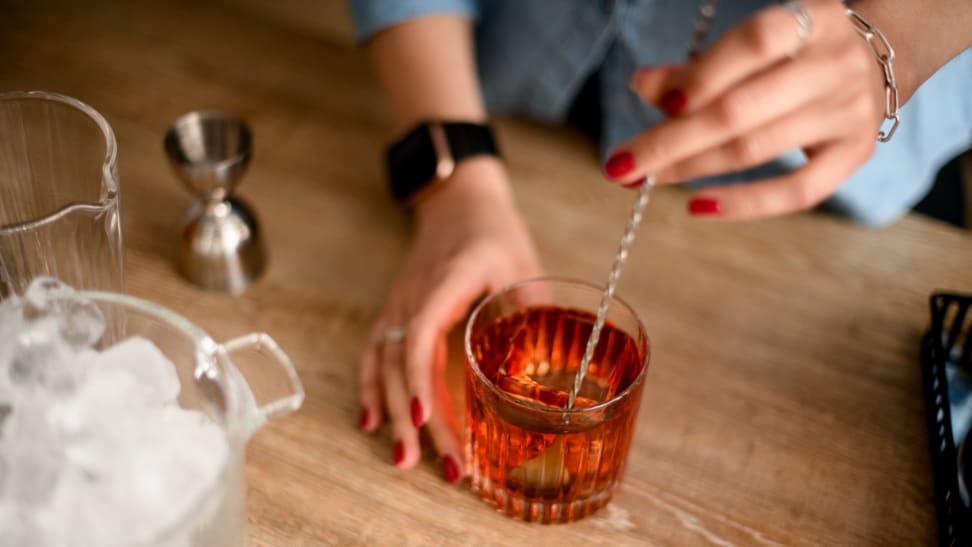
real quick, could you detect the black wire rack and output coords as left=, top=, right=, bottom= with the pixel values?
left=921, top=292, right=972, bottom=546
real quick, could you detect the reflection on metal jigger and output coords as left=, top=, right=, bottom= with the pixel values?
left=164, top=111, right=266, bottom=293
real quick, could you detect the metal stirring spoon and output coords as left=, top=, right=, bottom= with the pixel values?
left=565, top=0, right=719, bottom=413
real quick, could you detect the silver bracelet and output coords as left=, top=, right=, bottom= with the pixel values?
left=846, top=8, right=900, bottom=142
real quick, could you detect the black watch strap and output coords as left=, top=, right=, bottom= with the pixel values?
left=385, top=121, right=499, bottom=205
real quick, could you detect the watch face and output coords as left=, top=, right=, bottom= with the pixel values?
left=387, top=125, right=438, bottom=203
left=386, top=123, right=498, bottom=206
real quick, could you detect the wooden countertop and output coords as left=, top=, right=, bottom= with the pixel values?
left=3, top=1, right=970, bottom=544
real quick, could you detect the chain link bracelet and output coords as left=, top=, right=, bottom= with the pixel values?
left=846, top=8, right=900, bottom=142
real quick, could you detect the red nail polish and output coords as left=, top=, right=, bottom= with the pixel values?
left=410, top=397, right=424, bottom=428
left=442, top=455, right=460, bottom=484
left=359, top=408, right=370, bottom=431
left=660, top=88, right=687, bottom=117
left=603, top=151, right=635, bottom=180
left=688, top=197, right=721, bottom=215
left=393, top=440, right=405, bottom=466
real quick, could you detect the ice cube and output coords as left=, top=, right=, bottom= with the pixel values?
left=495, top=373, right=598, bottom=409
left=0, top=302, right=227, bottom=547
left=0, top=404, right=10, bottom=439
left=82, top=337, right=180, bottom=405
left=7, top=318, right=82, bottom=395
left=2, top=395, right=65, bottom=505
left=507, top=438, right=571, bottom=497
left=0, top=503, right=44, bottom=547
left=0, top=294, right=25, bottom=354
left=23, top=277, right=105, bottom=351
left=44, top=405, right=227, bottom=547
left=51, top=391, right=124, bottom=479
left=40, top=466, right=138, bottom=547
left=1, top=436, right=64, bottom=506
left=54, top=300, right=105, bottom=351
left=121, top=407, right=227, bottom=543
left=0, top=296, right=27, bottom=393
left=50, top=348, right=170, bottom=478
left=21, top=277, right=64, bottom=313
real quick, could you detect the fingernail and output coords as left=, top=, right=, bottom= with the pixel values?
left=603, top=151, right=635, bottom=180
left=442, top=455, right=460, bottom=484
left=660, top=88, right=687, bottom=117
left=359, top=408, right=370, bottom=431
left=393, top=440, right=405, bottom=466
left=410, top=397, right=424, bottom=428
left=688, top=197, right=721, bottom=215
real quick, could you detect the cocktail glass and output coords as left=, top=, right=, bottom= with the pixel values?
left=465, top=277, right=650, bottom=523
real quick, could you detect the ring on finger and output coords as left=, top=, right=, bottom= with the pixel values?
left=378, top=325, right=406, bottom=346
left=781, top=1, right=813, bottom=58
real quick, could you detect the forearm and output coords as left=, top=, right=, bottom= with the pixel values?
left=365, top=15, right=486, bottom=135
left=847, top=0, right=972, bottom=102
left=364, top=15, right=514, bottom=215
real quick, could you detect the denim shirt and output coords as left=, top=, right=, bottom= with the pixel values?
left=349, top=0, right=972, bottom=226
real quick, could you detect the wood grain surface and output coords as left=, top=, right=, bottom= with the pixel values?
left=3, top=1, right=970, bottom=545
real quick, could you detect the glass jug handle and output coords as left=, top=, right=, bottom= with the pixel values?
left=223, top=333, right=305, bottom=422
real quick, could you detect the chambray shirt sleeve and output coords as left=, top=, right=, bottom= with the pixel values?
left=347, top=0, right=480, bottom=42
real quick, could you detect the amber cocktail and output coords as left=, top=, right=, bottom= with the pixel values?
left=465, top=278, right=650, bottom=523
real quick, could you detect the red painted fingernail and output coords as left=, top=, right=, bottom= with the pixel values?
left=660, top=88, right=687, bottom=117
left=603, top=151, right=635, bottom=180
left=688, top=198, right=722, bottom=215
left=359, top=408, right=370, bottom=431
left=393, top=440, right=405, bottom=466
left=442, top=455, right=460, bottom=484
left=410, top=397, right=424, bottom=427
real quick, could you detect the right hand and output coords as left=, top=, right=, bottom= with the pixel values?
left=358, top=157, right=542, bottom=482
left=607, top=0, right=885, bottom=219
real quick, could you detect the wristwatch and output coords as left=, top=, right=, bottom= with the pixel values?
left=385, top=121, right=499, bottom=206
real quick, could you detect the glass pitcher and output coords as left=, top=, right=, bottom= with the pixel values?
left=0, top=91, right=123, bottom=300
left=19, top=279, right=304, bottom=546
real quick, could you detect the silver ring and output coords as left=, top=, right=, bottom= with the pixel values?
left=781, top=1, right=813, bottom=58
left=379, top=326, right=406, bottom=345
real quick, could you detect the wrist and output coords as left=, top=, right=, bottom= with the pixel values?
left=386, top=121, right=501, bottom=207
left=413, top=156, right=515, bottom=224
left=844, top=2, right=944, bottom=104
left=845, top=7, right=905, bottom=141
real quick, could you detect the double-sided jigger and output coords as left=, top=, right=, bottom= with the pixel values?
left=164, top=111, right=266, bottom=293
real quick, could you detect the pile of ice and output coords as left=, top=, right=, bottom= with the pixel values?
left=0, top=283, right=228, bottom=547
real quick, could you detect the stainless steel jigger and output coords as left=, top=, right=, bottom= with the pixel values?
left=164, top=111, right=266, bottom=293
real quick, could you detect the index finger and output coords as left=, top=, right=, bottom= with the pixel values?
left=405, top=264, right=487, bottom=427
left=666, top=1, right=830, bottom=114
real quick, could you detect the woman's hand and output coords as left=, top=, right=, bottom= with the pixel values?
left=606, top=0, right=887, bottom=219
left=358, top=157, right=541, bottom=481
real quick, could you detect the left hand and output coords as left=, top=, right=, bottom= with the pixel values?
left=358, top=158, right=542, bottom=479
left=605, top=0, right=886, bottom=219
